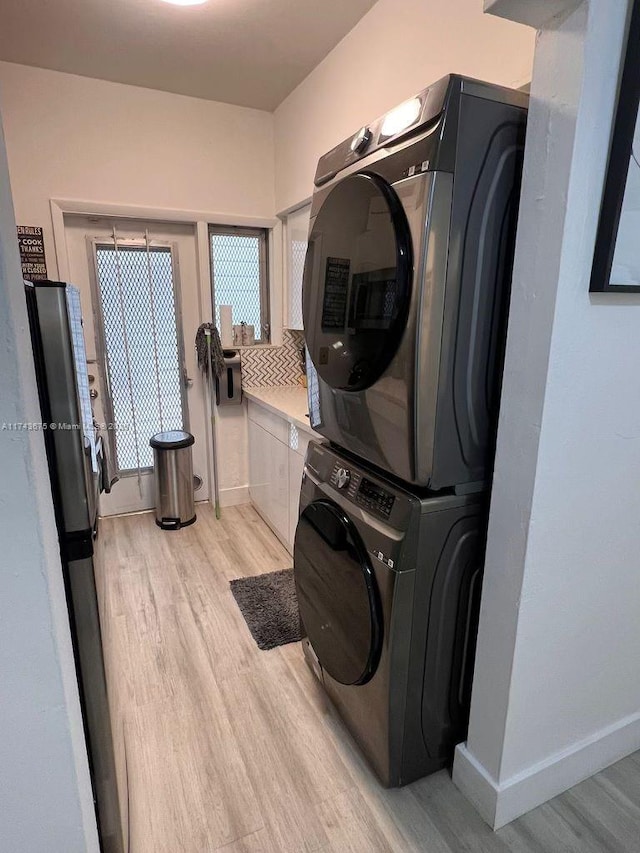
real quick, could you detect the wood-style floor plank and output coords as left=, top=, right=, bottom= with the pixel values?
left=315, top=788, right=396, bottom=853
left=126, top=689, right=264, bottom=852
left=97, top=503, right=640, bottom=853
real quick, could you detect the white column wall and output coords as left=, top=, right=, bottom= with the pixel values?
left=454, top=0, right=640, bottom=828
left=0, top=117, right=98, bottom=850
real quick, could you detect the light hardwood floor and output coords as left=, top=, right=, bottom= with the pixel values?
left=98, top=503, right=640, bottom=853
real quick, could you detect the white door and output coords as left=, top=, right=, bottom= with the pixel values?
left=64, top=216, right=209, bottom=515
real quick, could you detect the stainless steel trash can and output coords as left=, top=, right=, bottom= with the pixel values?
left=149, top=430, right=196, bottom=530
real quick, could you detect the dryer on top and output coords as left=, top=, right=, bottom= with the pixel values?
left=302, top=74, right=528, bottom=489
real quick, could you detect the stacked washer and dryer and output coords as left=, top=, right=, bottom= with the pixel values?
left=293, top=75, right=528, bottom=787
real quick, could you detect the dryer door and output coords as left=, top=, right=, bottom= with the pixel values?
left=303, top=172, right=412, bottom=392
left=294, top=499, right=382, bottom=685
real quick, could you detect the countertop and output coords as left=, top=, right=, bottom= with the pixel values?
left=243, top=386, right=316, bottom=435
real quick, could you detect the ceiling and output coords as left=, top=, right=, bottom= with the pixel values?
left=0, top=0, right=377, bottom=111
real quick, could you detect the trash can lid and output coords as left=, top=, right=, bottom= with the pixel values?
left=149, top=430, right=195, bottom=450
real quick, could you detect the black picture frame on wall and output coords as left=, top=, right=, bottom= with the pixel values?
left=590, top=0, right=640, bottom=293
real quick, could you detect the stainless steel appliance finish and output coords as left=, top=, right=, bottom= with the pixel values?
left=215, top=350, right=243, bottom=406
left=25, top=281, right=124, bottom=853
left=150, top=430, right=196, bottom=529
left=294, top=441, right=487, bottom=787
left=303, top=75, right=528, bottom=488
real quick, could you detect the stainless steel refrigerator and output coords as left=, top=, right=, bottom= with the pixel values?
left=25, top=280, right=123, bottom=853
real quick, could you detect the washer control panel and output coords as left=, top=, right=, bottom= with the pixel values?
left=356, top=477, right=395, bottom=519
left=330, top=463, right=396, bottom=519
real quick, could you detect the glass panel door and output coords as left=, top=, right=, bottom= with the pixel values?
left=63, top=215, right=208, bottom=517
left=303, top=173, right=412, bottom=391
left=94, top=243, right=187, bottom=474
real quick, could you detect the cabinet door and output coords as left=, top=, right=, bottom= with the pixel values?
left=248, top=418, right=271, bottom=522
left=288, top=448, right=305, bottom=552
left=268, top=434, right=290, bottom=546
left=285, top=203, right=311, bottom=331
left=249, top=415, right=290, bottom=546
left=247, top=399, right=289, bottom=443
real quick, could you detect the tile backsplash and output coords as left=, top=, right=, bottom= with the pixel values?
left=240, top=329, right=305, bottom=387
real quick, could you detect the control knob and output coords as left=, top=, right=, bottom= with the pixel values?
left=336, top=467, right=351, bottom=489
left=350, top=126, right=372, bottom=154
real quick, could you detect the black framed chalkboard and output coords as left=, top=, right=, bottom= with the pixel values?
left=590, top=0, right=640, bottom=293
left=16, top=225, right=48, bottom=281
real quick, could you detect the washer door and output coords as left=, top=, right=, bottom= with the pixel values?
left=303, top=172, right=412, bottom=392
left=294, top=499, right=383, bottom=685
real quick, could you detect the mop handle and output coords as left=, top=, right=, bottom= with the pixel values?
left=205, top=329, right=221, bottom=519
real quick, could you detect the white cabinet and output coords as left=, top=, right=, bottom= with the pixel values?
left=248, top=399, right=314, bottom=555
left=248, top=416, right=289, bottom=546
left=270, top=436, right=290, bottom=547
left=287, top=421, right=313, bottom=550
left=284, top=203, right=311, bottom=331
left=248, top=418, right=270, bottom=519
left=288, top=447, right=305, bottom=552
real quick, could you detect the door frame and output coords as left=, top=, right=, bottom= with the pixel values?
left=50, top=198, right=281, bottom=512
left=87, top=235, right=190, bottom=479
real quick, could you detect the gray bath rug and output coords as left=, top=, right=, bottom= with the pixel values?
left=230, top=568, right=304, bottom=651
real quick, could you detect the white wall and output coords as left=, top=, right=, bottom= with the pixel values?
left=454, top=0, right=640, bottom=828
left=0, top=61, right=277, bottom=505
left=0, top=116, right=98, bottom=851
left=0, top=61, right=276, bottom=273
left=274, top=0, right=536, bottom=212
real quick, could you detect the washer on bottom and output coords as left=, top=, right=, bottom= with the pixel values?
left=293, top=441, right=487, bottom=787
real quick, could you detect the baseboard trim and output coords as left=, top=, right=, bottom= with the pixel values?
left=453, top=709, right=640, bottom=829
left=452, top=744, right=500, bottom=827
left=219, top=485, right=250, bottom=507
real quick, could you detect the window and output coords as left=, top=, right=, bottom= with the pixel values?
left=210, top=226, right=270, bottom=344
left=94, top=243, right=186, bottom=472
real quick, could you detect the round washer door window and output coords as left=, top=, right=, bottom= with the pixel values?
left=293, top=500, right=382, bottom=685
left=302, top=172, right=412, bottom=392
